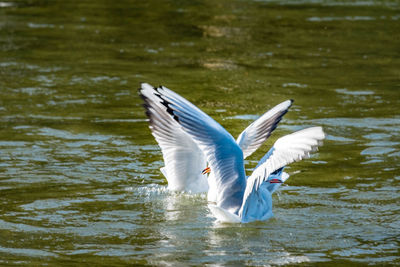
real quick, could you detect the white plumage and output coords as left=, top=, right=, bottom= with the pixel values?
left=140, top=83, right=325, bottom=223
left=140, top=83, right=208, bottom=193
left=140, top=83, right=292, bottom=194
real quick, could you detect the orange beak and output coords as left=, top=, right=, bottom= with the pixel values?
left=202, top=166, right=211, bottom=175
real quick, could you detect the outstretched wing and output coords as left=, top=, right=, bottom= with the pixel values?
left=153, top=85, right=247, bottom=214
left=139, top=83, right=207, bottom=192
left=237, top=100, right=293, bottom=159
left=239, top=127, right=325, bottom=217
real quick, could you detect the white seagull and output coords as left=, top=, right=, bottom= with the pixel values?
left=140, top=83, right=292, bottom=193
left=140, top=83, right=325, bottom=223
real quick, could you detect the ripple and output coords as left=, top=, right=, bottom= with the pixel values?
left=226, top=114, right=259, bottom=120
left=18, top=87, right=52, bottom=96
left=37, top=127, right=112, bottom=141
left=0, top=219, right=51, bottom=233
left=389, top=151, right=400, bottom=158
left=93, top=118, right=148, bottom=123
left=0, top=141, right=28, bottom=147
left=28, top=115, right=82, bottom=121
left=361, top=147, right=396, bottom=156
left=325, top=134, right=355, bottom=142
left=269, top=253, right=310, bottom=265
left=201, top=59, right=239, bottom=70
left=308, top=16, right=376, bottom=22
left=0, top=246, right=57, bottom=257
left=90, top=76, right=120, bottom=83
left=335, top=88, right=374, bottom=96
left=363, top=133, right=391, bottom=140
left=282, top=82, right=308, bottom=88
left=27, top=23, right=55, bottom=29
left=260, top=0, right=399, bottom=8
left=20, top=198, right=96, bottom=211
left=365, top=141, right=399, bottom=147
left=0, top=2, right=14, bottom=7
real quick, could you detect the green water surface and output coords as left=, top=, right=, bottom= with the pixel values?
left=0, top=0, right=399, bottom=265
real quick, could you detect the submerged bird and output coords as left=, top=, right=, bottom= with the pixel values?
left=140, top=83, right=325, bottom=223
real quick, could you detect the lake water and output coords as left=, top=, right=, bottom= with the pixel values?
left=0, top=0, right=399, bottom=265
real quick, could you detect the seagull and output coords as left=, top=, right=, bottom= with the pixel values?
left=140, top=83, right=325, bottom=223
left=140, top=83, right=292, bottom=194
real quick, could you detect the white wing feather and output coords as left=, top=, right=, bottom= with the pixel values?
left=236, top=100, right=293, bottom=159
left=139, top=83, right=208, bottom=192
left=153, top=85, right=247, bottom=214
left=239, top=126, right=325, bottom=217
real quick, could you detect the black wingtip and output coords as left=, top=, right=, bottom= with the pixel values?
left=140, top=84, right=180, bottom=123
left=161, top=99, right=179, bottom=123
left=152, top=87, right=174, bottom=119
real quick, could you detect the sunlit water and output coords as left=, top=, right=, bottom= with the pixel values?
left=0, top=0, right=399, bottom=265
